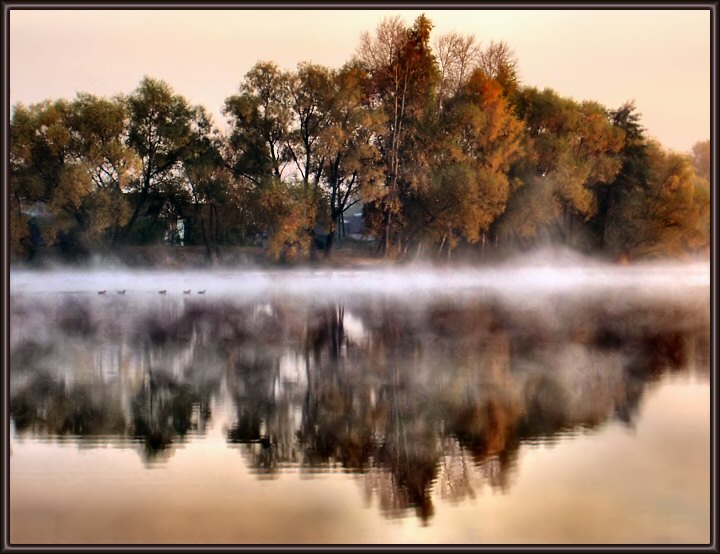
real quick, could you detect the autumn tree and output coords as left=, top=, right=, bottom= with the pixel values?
left=182, top=130, right=232, bottom=261
left=65, top=94, right=139, bottom=244
left=590, top=101, right=649, bottom=250
left=10, top=100, right=70, bottom=256
left=605, top=141, right=710, bottom=258
left=496, top=87, right=624, bottom=250
left=404, top=69, right=524, bottom=257
left=317, top=62, right=385, bottom=255
left=358, top=14, right=441, bottom=256
left=257, top=178, right=316, bottom=262
left=477, top=40, right=520, bottom=97
left=286, top=62, right=334, bottom=195
left=224, top=62, right=321, bottom=257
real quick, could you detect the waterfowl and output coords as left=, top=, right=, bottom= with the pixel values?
left=183, top=289, right=191, bottom=294
left=98, top=290, right=107, bottom=295
left=117, top=289, right=126, bottom=295
left=159, top=290, right=167, bottom=294
left=197, top=290, right=206, bottom=295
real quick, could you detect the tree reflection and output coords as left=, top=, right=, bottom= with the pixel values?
left=131, top=370, right=200, bottom=460
left=10, top=290, right=710, bottom=521
left=10, top=372, right=127, bottom=436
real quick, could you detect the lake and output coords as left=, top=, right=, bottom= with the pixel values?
left=8, top=259, right=711, bottom=544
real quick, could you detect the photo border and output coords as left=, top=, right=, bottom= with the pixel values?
left=1, top=1, right=717, bottom=552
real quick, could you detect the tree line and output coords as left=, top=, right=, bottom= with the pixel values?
left=10, top=14, right=710, bottom=263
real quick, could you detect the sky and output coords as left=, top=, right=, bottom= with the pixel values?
left=9, top=9, right=711, bottom=153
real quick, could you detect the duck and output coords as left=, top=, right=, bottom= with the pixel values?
left=183, top=289, right=191, bottom=294
left=158, top=290, right=167, bottom=295
left=197, top=290, right=206, bottom=295
left=97, top=290, right=107, bottom=295
left=117, top=289, right=126, bottom=295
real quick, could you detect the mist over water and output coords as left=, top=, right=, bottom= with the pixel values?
left=10, top=251, right=710, bottom=303
left=8, top=252, right=711, bottom=543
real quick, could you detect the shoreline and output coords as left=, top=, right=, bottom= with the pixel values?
left=10, top=243, right=710, bottom=271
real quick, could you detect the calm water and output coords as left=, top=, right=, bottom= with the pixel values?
left=9, top=261, right=711, bottom=544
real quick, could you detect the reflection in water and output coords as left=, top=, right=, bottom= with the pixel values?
left=10, top=274, right=710, bottom=528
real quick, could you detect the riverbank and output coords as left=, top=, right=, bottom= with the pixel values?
left=11, top=242, right=709, bottom=270
left=12, top=243, right=394, bottom=270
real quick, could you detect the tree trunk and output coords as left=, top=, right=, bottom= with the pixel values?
left=438, top=234, right=447, bottom=257
left=384, top=211, right=392, bottom=258
left=123, top=186, right=149, bottom=240
left=201, top=207, right=215, bottom=264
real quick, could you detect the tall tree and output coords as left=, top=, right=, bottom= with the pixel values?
left=404, top=69, right=524, bottom=256
left=593, top=101, right=648, bottom=249
left=223, top=62, right=293, bottom=184
left=10, top=100, right=70, bottom=255
left=317, top=62, right=384, bottom=255
left=358, top=14, right=440, bottom=255
left=433, top=31, right=481, bottom=105
left=497, top=87, right=624, bottom=249
left=477, top=41, right=520, bottom=96
left=286, top=62, right=335, bottom=193
left=124, top=77, right=208, bottom=241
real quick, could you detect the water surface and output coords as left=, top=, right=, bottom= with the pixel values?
left=9, top=261, right=711, bottom=544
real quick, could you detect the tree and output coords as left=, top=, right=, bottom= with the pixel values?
left=358, top=14, right=440, bottom=256
left=223, top=62, right=293, bottom=183
left=317, top=62, right=384, bottom=255
left=257, top=178, right=316, bottom=262
left=66, top=93, right=138, bottom=194
left=405, top=69, right=524, bottom=257
left=10, top=96, right=138, bottom=257
left=124, top=77, right=209, bottom=242
left=10, top=100, right=70, bottom=256
left=65, top=94, right=139, bottom=244
left=592, top=101, right=649, bottom=249
left=433, top=31, right=481, bottom=105
left=606, top=141, right=710, bottom=258
left=286, top=62, right=335, bottom=193
left=183, top=131, right=233, bottom=261
left=497, top=88, right=624, bottom=250
left=477, top=41, right=520, bottom=97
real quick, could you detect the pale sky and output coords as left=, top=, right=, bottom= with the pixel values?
left=9, top=9, right=711, bottom=153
